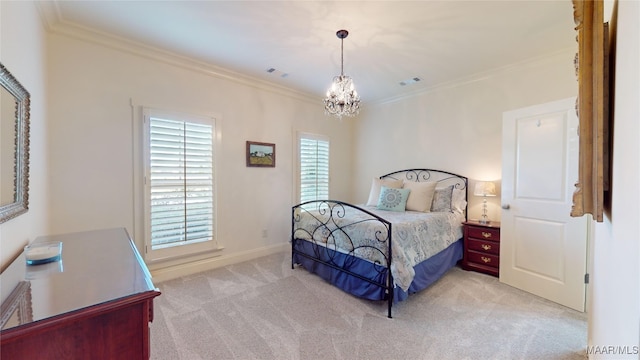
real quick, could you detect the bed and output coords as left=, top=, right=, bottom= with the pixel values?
left=291, top=168, right=468, bottom=318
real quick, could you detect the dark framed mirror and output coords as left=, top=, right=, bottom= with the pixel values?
left=0, top=62, right=30, bottom=224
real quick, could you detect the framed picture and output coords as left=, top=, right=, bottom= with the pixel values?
left=246, top=141, right=276, bottom=167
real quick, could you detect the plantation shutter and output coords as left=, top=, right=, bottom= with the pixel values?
left=299, top=135, right=329, bottom=203
left=148, top=116, right=214, bottom=249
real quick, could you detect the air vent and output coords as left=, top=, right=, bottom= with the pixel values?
left=399, top=77, right=421, bottom=86
left=266, top=67, right=289, bottom=78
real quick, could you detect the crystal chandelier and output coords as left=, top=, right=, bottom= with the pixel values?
left=324, top=30, right=360, bottom=118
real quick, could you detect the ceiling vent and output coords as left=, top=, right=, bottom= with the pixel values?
left=399, top=77, right=421, bottom=86
left=266, top=68, right=288, bottom=78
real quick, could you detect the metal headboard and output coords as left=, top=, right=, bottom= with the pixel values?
left=379, top=168, right=468, bottom=220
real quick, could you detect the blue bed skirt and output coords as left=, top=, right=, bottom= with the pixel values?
left=292, top=238, right=463, bottom=302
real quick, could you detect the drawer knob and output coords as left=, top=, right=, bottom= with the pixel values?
left=481, top=244, right=492, bottom=251
left=482, top=232, right=492, bottom=238
left=481, top=256, right=491, bottom=263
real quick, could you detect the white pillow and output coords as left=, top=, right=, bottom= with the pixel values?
left=366, top=177, right=403, bottom=206
left=403, top=181, right=437, bottom=212
left=452, top=188, right=467, bottom=214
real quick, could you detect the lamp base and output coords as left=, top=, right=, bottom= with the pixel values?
left=479, top=197, right=491, bottom=224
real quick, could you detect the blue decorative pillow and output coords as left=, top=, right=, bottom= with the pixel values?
left=377, top=186, right=410, bottom=212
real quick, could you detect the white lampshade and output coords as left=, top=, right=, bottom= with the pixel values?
left=474, top=181, right=497, bottom=197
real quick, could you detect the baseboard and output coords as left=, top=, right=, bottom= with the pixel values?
left=150, top=243, right=289, bottom=283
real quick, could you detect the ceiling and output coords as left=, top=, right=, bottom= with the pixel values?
left=41, top=1, right=577, bottom=103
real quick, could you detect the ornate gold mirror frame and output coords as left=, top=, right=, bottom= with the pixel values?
left=571, top=0, right=608, bottom=222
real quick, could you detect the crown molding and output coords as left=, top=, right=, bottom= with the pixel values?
left=35, top=1, right=320, bottom=106
left=373, top=46, right=577, bottom=106
left=35, top=1, right=571, bottom=109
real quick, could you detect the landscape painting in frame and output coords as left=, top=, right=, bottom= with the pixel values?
left=246, top=141, right=276, bottom=167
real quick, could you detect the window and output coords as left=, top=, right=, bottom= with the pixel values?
left=298, top=132, right=330, bottom=204
left=143, top=108, right=217, bottom=261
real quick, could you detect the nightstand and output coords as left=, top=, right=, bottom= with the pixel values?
left=462, top=221, right=501, bottom=277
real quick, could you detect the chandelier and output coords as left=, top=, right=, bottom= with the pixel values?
left=324, top=29, right=361, bottom=118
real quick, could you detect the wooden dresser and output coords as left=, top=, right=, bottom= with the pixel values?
left=0, top=228, right=161, bottom=359
left=461, top=221, right=501, bottom=277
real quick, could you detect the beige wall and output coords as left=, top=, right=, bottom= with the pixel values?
left=588, top=0, right=640, bottom=356
left=352, top=49, right=577, bottom=221
left=0, top=1, right=49, bottom=272
left=46, top=30, right=353, bottom=279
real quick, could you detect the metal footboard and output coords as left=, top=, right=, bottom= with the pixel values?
left=291, top=200, right=394, bottom=318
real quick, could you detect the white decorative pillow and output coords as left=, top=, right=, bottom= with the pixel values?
left=431, top=185, right=454, bottom=212
left=452, top=188, right=467, bottom=214
left=403, top=181, right=437, bottom=212
left=366, top=177, right=403, bottom=206
left=377, top=186, right=410, bottom=212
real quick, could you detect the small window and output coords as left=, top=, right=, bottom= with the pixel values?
left=298, top=132, right=330, bottom=204
left=143, top=108, right=218, bottom=261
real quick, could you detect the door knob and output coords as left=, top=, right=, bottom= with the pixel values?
left=502, top=204, right=510, bottom=209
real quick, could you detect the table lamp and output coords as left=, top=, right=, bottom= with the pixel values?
left=474, top=181, right=497, bottom=224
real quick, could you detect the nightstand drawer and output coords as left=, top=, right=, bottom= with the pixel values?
left=467, top=238, right=500, bottom=255
left=467, top=226, right=500, bottom=241
left=466, top=250, right=499, bottom=268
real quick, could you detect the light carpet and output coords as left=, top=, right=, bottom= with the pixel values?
left=150, top=252, right=587, bottom=360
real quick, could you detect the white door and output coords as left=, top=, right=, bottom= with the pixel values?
left=501, top=97, right=588, bottom=312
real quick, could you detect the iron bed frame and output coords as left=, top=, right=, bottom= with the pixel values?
left=291, top=168, right=468, bottom=318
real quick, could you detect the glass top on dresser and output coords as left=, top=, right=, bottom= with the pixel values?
left=0, top=227, right=157, bottom=331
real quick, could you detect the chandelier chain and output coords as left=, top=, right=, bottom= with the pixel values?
left=340, top=36, right=344, bottom=76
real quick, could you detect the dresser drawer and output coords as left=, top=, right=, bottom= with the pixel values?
left=467, top=226, right=500, bottom=241
left=467, top=238, right=500, bottom=255
left=466, top=250, right=499, bottom=268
